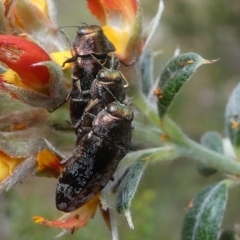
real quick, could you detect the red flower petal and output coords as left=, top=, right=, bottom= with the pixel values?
left=33, top=195, right=99, bottom=231
left=87, top=0, right=106, bottom=25
left=101, top=0, right=137, bottom=15
left=33, top=215, right=84, bottom=229
left=87, top=0, right=138, bottom=24
left=0, top=35, right=51, bottom=93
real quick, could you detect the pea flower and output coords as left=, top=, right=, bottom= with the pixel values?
left=0, top=128, right=63, bottom=192
left=0, top=0, right=70, bottom=186
left=87, top=0, right=164, bottom=91
left=1, top=0, right=64, bottom=51
left=0, top=35, right=68, bottom=110
left=88, top=0, right=163, bottom=64
left=0, top=0, right=73, bottom=110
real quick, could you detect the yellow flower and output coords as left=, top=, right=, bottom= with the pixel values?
left=0, top=151, right=24, bottom=182
left=36, top=149, right=63, bottom=178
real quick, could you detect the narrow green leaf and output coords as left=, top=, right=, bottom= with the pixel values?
left=181, top=182, right=228, bottom=240
left=115, top=154, right=149, bottom=228
left=225, top=83, right=240, bottom=157
left=219, top=230, right=239, bottom=240
left=197, top=131, right=223, bottom=176
left=115, top=154, right=149, bottom=213
left=142, top=0, right=164, bottom=51
left=157, top=52, right=216, bottom=117
left=140, top=50, right=154, bottom=96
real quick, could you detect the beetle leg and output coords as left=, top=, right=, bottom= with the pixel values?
left=84, top=98, right=100, bottom=112
left=119, top=72, right=129, bottom=88
left=62, top=55, right=78, bottom=67
left=74, top=111, right=96, bottom=130
left=81, top=90, right=91, bottom=96
left=84, top=112, right=96, bottom=120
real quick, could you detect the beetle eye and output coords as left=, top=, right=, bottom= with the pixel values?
left=77, top=28, right=86, bottom=35
left=108, top=103, right=117, bottom=113
left=98, top=71, right=105, bottom=80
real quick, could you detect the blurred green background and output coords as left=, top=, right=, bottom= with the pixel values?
left=1, top=0, right=240, bottom=239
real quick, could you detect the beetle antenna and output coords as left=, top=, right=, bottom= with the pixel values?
left=119, top=72, right=129, bottom=88
left=110, top=54, right=115, bottom=70
left=78, top=22, right=89, bottom=27
left=58, top=28, right=74, bottom=57
left=100, top=82, right=118, bottom=101
left=90, top=53, right=107, bottom=69
left=59, top=25, right=79, bottom=29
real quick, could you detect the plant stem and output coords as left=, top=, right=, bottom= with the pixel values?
left=132, top=121, right=162, bottom=148
left=132, top=92, right=160, bottom=128
left=162, top=116, right=240, bottom=175
left=123, top=145, right=179, bottom=166
left=182, top=139, right=240, bottom=174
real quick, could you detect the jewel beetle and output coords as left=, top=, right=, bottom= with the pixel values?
left=74, top=60, right=129, bottom=142
left=56, top=101, right=134, bottom=212
left=63, top=25, right=117, bottom=129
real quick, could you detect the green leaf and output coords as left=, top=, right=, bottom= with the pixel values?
left=225, top=83, right=240, bottom=157
left=197, top=131, right=224, bottom=176
left=181, top=182, right=228, bottom=240
left=140, top=50, right=154, bottom=96
left=142, top=0, right=164, bottom=51
left=115, top=154, right=149, bottom=228
left=219, top=230, right=238, bottom=240
left=200, top=131, right=224, bottom=154
left=157, top=52, right=216, bottom=117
